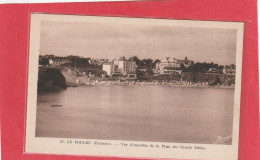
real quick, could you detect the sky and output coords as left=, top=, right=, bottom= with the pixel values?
left=40, top=20, right=237, bottom=65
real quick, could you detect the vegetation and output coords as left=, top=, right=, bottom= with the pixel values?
left=39, top=55, right=235, bottom=81
left=39, top=55, right=101, bottom=69
left=39, top=56, right=49, bottom=66
left=128, top=56, right=160, bottom=69
left=38, top=55, right=236, bottom=87
left=66, top=55, right=91, bottom=68
left=180, top=62, right=225, bottom=73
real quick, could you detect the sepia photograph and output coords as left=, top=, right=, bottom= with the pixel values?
left=25, top=14, right=244, bottom=160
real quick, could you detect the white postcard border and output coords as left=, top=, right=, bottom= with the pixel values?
left=25, top=14, right=244, bottom=160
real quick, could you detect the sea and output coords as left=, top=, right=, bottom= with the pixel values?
left=36, top=85, right=234, bottom=145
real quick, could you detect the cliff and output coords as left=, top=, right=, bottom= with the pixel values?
left=61, top=68, right=91, bottom=86
left=38, top=67, right=66, bottom=91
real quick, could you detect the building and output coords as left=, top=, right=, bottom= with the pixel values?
left=113, top=60, right=136, bottom=76
left=49, top=58, right=71, bottom=66
left=159, top=66, right=182, bottom=74
left=156, top=57, right=178, bottom=70
left=102, top=57, right=137, bottom=78
left=207, top=68, right=218, bottom=73
left=102, top=63, right=121, bottom=76
left=223, top=65, right=236, bottom=75
left=155, top=57, right=193, bottom=74
left=176, top=57, right=194, bottom=68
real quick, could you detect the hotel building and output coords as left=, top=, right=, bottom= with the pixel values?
left=102, top=57, right=137, bottom=78
left=156, top=57, right=194, bottom=74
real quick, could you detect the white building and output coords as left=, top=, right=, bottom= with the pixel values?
left=113, top=60, right=137, bottom=75
left=102, top=63, right=120, bottom=76
left=49, top=58, right=71, bottom=65
left=102, top=58, right=137, bottom=78
left=155, top=57, right=193, bottom=74
left=156, top=57, right=178, bottom=71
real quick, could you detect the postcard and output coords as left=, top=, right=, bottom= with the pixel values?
left=25, top=13, right=244, bottom=160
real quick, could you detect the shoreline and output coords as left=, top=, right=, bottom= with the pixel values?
left=60, top=68, right=235, bottom=90
left=66, top=80, right=235, bottom=89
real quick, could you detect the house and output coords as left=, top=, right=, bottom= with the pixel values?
left=102, top=57, right=137, bottom=78
left=176, top=57, right=194, bottom=68
left=223, top=65, right=236, bottom=75
left=49, top=58, right=71, bottom=66
left=102, top=63, right=121, bottom=76
left=155, top=57, right=193, bottom=74
left=161, top=66, right=182, bottom=74
left=207, top=68, right=218, bottom=73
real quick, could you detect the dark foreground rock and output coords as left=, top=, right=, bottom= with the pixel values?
left=38, top=67, right=66, bottom=91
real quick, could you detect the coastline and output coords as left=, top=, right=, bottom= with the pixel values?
left=65, top=80, right=235, bottom=89
left=37, top=67, right=235, bottom=90
left=59, top=68, right=235, bottom=89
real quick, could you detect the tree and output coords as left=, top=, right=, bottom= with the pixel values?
left=179, top=63, right=186, bottom=71
left=136, top=69, right=145, bottom=79
left=186, top=62, right=221, bottom=73
left=152, top=59, right=161, bottom=69
left=39, top=57, right=49, bottom=66
left=230, top=64, right=236, bottom=69
left=129, top=56, right=141, bottom=68
left=66, top=55, right=91, bottom=68
left=143, top=59, right=153, bottom=69
left=146, top=69, right=154, bottom=76
left=119, top=56, right=126, bottom=61
left=218, top=65, right=224, bottom=70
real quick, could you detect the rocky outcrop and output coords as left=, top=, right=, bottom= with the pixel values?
left=61, top=68, right=91, bottom=86
left=38, top=67, right=66, bottom=91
